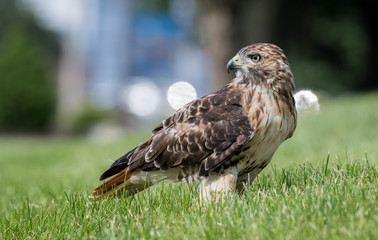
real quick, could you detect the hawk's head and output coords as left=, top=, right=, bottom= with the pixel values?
left=227, top=43, right=294, bottom=88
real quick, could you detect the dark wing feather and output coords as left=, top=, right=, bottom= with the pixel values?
left=99, top=82, right=254, bottom=179
left=98, top=147, right=136, bottom=180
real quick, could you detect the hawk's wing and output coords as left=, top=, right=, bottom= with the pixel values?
left=99, top=82, right=254, bottom=180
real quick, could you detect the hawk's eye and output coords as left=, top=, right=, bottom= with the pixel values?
left=249, top=54, right=261, bottom=63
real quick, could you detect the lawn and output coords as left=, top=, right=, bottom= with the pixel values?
left=1, top=92, right=377, bottom=239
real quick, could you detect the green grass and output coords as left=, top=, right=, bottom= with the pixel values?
left=1, top=92, right=378, bottom=239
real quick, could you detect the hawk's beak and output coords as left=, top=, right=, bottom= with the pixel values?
left=227, top=55, right=240, bottom=73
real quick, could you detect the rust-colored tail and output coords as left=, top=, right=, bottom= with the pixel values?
left=90, top=168, right=149, bottom=200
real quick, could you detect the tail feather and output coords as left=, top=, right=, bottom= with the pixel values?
left=90, top=168, right=151, bottom=200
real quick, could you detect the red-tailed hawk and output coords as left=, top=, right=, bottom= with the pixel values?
left=91, top=43, right=297, bottom=201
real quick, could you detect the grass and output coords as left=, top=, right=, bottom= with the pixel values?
left=1, top=92, right=378, bottom=239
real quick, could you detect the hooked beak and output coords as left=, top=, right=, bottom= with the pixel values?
left=227, top=55, right=239, bottom=73
left=227, top=54, right=255, bottom=73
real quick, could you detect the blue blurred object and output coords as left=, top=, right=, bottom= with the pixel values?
left=131, top=12, right=184, bottom=80
left=133, top=12, right=183, bottom=38
left=23, top=0, right=208, bottom=120
left=85, top=1, right=208, bottom=113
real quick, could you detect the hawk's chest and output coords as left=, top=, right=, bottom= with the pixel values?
left=235, top=90, right=296, bottom=173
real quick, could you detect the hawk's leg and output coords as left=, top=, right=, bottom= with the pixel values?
left=235, top=168, right=261, bottom=194
left=199, top=170, right=238, bottom=203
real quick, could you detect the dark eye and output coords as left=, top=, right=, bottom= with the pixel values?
left=249, top=54, right=261, bottom=63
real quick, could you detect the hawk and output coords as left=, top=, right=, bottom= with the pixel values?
left=91, top=43, right=297, bottom=201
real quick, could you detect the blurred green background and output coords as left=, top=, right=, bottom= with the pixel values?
left=0, top=0, right=376, bottom=133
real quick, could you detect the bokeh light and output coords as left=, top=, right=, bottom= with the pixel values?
left=121, top=80, right=161, bottom=117
left=167, top=81, right=198, bottom=110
